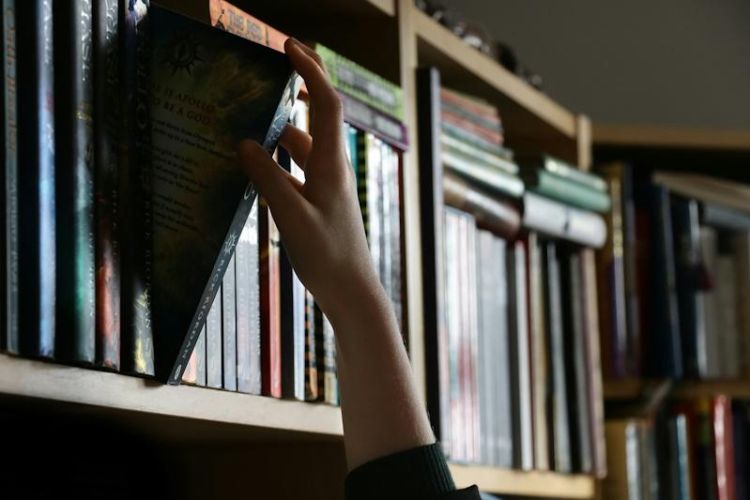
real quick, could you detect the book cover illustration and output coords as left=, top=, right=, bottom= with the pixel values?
left=145, top=6, right=300, bottom=383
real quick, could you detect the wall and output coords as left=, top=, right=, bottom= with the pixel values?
left=439, top=0, right=750, bottom=129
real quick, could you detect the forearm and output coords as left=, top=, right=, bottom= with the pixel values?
left=327, top=276, right=435, bottom=470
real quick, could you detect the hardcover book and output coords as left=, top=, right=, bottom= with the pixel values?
left=522, top=192, right=606, bottom=248
left=443, top=172, right=520, bottom=239
left=54, top=0, right=96, bottom=364
left=145, top=5, right=300, bottom=383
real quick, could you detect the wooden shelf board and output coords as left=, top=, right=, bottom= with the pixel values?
left=0, top=354, right=343, bottom=439
left=449, top=464, right=595, bottom=499
left=593, top=123, right=750, bottom=150
left=603, top=379, right=647, bottom=400
left=412, top=7, right=577, bottom=149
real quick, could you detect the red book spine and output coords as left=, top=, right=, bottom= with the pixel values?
left=260, top=202, right=282, bottom=398
left=441, top=110, right=503, bottom=146
left=440, top=87, right=499, bottom=122
left=714, top=396, right=736, bottom=500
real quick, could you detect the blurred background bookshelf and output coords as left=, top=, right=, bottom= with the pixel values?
left=3, top=0, right=749, bottom=499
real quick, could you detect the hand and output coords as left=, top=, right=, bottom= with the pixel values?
left=237, top=38, right=384, bottom=323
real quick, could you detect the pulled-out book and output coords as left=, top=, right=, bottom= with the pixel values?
left=145, top=5, right=300, bottom=383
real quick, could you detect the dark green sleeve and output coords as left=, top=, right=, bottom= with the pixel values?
left=344, top=443, right=481, bottom=500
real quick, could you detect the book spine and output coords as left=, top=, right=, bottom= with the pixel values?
left=439, top=88, right=500, bottom=124
left=237, top=203, right=261, bottom=394
left=16, top=0, right=56, bottom=357
left=494, top=237, right=513, bottom=467
left=195, top=324, right=206, bottom=386
left=315, top=307, right=338, bottom=405
left=530, top=170, right=611, bottom=213
left=734, top=233, right=750, bottom=377
left=596, top=170, right=628, bottom=378
left=522, top=192, right=607, bottom=248
left=508, top=241, right=533, bottom=470
left=716, top=251, right=741, bottom=379
left=120, top=0, right=154, bottom=375
left=443, top=208, right=461, bottom=459
left=465, top=214, right=480, bottom=462
left=441, top=133, right=518, bottom=174
left=441, top=109, right=503, bottom=146
left=339, top=91, right=408, bottom=150
left=620, top=164, right=641, bottom=376
left=260, top=202, right=281, bottom=397
left=303, top=290, right=318, bottom=401
left=2, top=0, right=18, bottom=353
left=440, top=100, right=503, bottom=135
left=648, top=185, right=683, bottom=378
left=542, top=156, right=606, bottom=192
left=441, top=121, right=508, bottom=158
left=209, top=0, right=286, bottom=52
left=443, top=150, right=525, bottom=198
left=475, top=231, right=491, bottom=464
left=699, top=227, right=722, bottom=378
left=544, top=242, right=572, bottom=473
left=221, top=254, right=237, bottom=391
left=671, top=197, right=703, bottom=379
left=206, top=290, right=222, bottom=388
left=315, top=44, right=403, bottom=120
left=93, top=0, right=120, bottom=369
left=0, top=3, right=4, bottom=353
left=54, top=0, right=96, bottom=363
left=387, top=145, right=403, bottom=334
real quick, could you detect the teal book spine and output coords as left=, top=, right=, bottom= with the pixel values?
left=529, top=170, right=611, bottom=213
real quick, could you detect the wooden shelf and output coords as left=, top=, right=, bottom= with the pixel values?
left=449, top=464, right=595, bottom=499
left=593, top=123, right=750, bottom=150
left=412, top=5, right=579, bottom=160
left=604, top=378, right=750, bottom=401
left=0, top=354, right=343, bottom=440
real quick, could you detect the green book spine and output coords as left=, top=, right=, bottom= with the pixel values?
left=440, top=136, right=518, bottom=176
left=443, top=152, right=524, bottom=199
left=441, top=121, right=507, bottom=158
left=315, top=44, right=403, bottom=120
left=529, top=170, right=611, bottom=213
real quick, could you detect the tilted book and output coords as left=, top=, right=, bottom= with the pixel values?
left=145, top=6, right=300, bottom=383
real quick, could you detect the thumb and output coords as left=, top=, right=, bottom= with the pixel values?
left=237, top=140, right=305, bottom=222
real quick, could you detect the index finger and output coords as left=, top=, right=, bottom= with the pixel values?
left=284, top=38, right=343, bottom=149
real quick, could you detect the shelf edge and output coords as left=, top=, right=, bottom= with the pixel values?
left=449, top=464, right=595, bottom=498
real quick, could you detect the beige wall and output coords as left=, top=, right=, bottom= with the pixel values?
left=440, top=0, right=750, bottom=129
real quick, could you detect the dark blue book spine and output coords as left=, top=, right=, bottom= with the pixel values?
left=16, top=0, right=56, bottom=357
left=649, top=185, right=683, bottom=378
left=221, top=254, right=237, bottom=391
left=120, top=0, right=154, bottom=375
left=54, top=0, right=96, bottom=363
left=671, top=196, right=702, bottom=378
left=2, top=0, right=19, bottom=353
left=93, top=0, right=121, bottom=369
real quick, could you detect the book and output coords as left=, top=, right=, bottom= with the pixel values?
left=443, top=151, right=524, bottom=199
left=119, top=0, right=153, bottom=376
left=440, top=133, right=517, bottom=173
left=701, top=203, right=750, bottom=231
left=517, top=154, right=606, bottom=192
left=648, top=185, right=683, bottom=378
left=716, top=250, right=741, bottom=378
left=440, top=100, right=503, bottom=140
left=16, top=0, right=57, bottom=358
left=181, top=342, right=197, bottom=384
left=0, top=2, right=4, bottom=353
left=441, top=109, right=503, bottom=146
left=440, top=88, right=501, bottom=126
left=206, top=290, right=222, bottom=389
left=603, top=420, right=640, bottom=500
left=596, top=166, right=628, bottom=378
left=237, top=205, right=261, bottom=394
left=315, top=307, right=338, bottom=405
left=195, top=324, right=206, bottom=386
left=54, top=0, right=96, bottom=364
left=519, top=168, right=611, bottom=213
left=693, top=398, right=717, bottom=500
left=522, top=192, right=607, bottom=248
left=442, top=172, right=521, bottom=240
left=442, top=121, right=508, bottom=160
left=544, top=242, right=572, bottom=473
left=526, top=232, right=549, bottom=470
left=2, top=0, right=18, bottom=354
left=507, top=241, right=534, bottom=470
left=443, top=207, right=463, bottom=459
left=734, top=233, right=750, bottom=376
left=699, top=227, right=723, bottom=378
left=713, top=396, right=736, bottom=500
left=671, top=197, right=704, bottom=378
left=460, top=210, right=480, bottom=462
left=339, top=91, right=407, bottom=150
left=731, top=402, right=748, bottom=500
left=221, top=254, right=237, bottom=390
left=653, top=172, right=750, bottom=215
left=315, top=44, right=403, bottom=121
left=143, top=5, right=300, bottom=383
left=93, top=0, right=121, bottom=369
left=303, top=290, right=318, bottom=401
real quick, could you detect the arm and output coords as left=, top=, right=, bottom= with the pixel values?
left=237, top=38, right=434, bottom=470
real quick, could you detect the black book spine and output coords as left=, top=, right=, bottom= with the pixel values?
left=1, top=0, right=18, bottom=353
left=93, top=0, right=120, bottom=369
left=221, top=254, right=237, bottom=391
left=54, top=0, right=96, bottom=363
left=416, top=67, right=448, bottom=446
left=671, top=196, right=702, bottom=378
left=120, top=0, right=153, bottom=375
left=16, top=0, right=56, bottom=357
left=648, top=185, right=683, bottom=378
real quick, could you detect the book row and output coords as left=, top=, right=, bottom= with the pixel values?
left=605, top=397, right=749, bottom=500
left=596, top=164, right=750, bottom=380
left=0, top=1, right=406, bottom=398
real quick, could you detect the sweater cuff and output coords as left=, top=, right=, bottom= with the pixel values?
left=345, top=443, right=455, bottom=500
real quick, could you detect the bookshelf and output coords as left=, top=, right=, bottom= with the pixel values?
left=593, top=123, right=750, bottom=150
left=2, top=0, right=600, bottom=498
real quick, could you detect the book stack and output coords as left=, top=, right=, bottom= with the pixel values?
left=1, top=1, right=408, bottom=407
left=418, top=69, right=609, bottom=475
left=605, top=397, right=750, bottom=500
left=596, top=167, right=750, bottom=380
